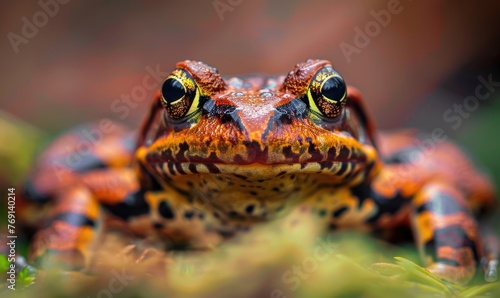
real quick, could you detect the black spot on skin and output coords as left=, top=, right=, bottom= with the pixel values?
left=103, top=190, right=150, bottom=221
left=350, top=181, right=407, bottom=223
left=318, top=209, right=327, bottom=217
left=336, top=163, right=349, bottom=176
left=184, top=210, right=195, bottom=219
left=229, top=211, right=240, bottom=218
left=249, top=191, right=258, bottom=196
left=233, top=174, right=248, bottom=180
left=290, top=174, right=296, bottom=180
left=272, top=187, right=280, bottom=192
left=188, top=164, right=198, bottom=174
left=282, top=146, right=301, bottom=160
left=198, top=213, right=205, bottom=219
left=218, top=230, right=235, bottom=238
left=159, top=201, right=175, bottom=219
left=213, top=212, right=221, bottom=218
left=277, top=171, right=287, bottom=176
left=338, top=146, right=350, bottom=160
left=187, top=181, right=194, bottom=187
left=175, top=142, right=190, bottom=162
left=167, top=162, right=176, bottom=175
left=205, top=163, right=221, bottom=173
left=153, top=222, right=164, bottom=229
left=307, top=141, right=324, bottom=161
left=245, top=205, right=255, bottom=214
left=332, top=206, right=348, bottom=218
left=220, top=113, right=233, bottom=124
left=328, top=223, right=337, bottom=231
left=174, top=162, right=186, bottom=175
left=319, top=161, right=334, bottom=170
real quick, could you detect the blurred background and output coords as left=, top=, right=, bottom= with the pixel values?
left=1, top=0, right=500, bottom=199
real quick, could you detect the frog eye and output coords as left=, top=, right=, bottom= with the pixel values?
left=306, top=67, right=347, bottom=119
left=161, top=69, right=200, bottom=119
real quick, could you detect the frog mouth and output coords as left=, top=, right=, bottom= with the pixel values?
left=146, top=134, right=369, bottom=166
left=151, top=159, right=365, bottom=180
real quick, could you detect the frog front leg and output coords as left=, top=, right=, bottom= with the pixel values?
left=30, top=185, right=103, bottom=270
left=343, top=173, right=484, bottom=284
left=411, top=182, right=482, bottom=284
left=29, top=168, right=143, bottom=270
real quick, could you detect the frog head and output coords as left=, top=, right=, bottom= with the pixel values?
left=135, top=59, right=381, bottom=219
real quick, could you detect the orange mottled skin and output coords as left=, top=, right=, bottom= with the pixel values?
left=22, top=60, right=497, bottom=284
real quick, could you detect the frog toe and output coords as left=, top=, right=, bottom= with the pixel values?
left=426, top=262, right=475, bottom=285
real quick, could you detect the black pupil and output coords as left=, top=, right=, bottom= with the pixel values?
left=162, top=78, right=185, bottom=104
left=321, top=76, right=346, bottom=101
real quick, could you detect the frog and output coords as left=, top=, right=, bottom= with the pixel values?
left=22, top=59, right=498, bottom=285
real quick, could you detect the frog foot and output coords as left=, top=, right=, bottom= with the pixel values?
left=426, top=262, right=475, bottom=285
